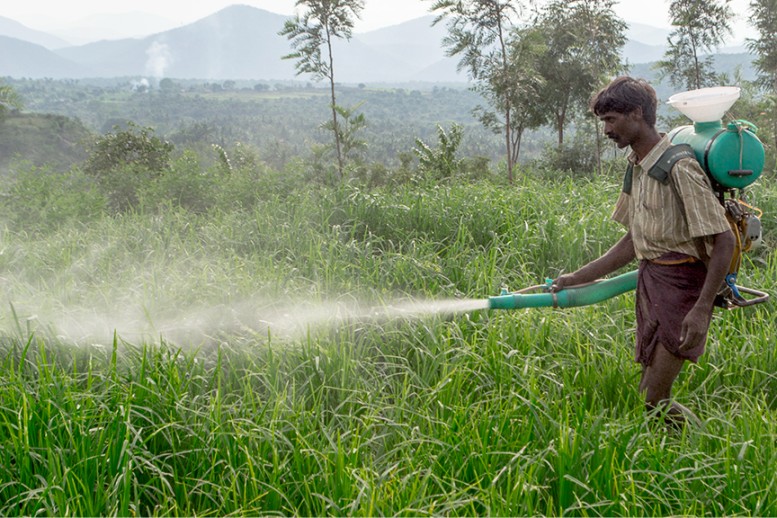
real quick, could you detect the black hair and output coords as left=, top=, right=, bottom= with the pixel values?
left=590, top=76, right=657, bottom=127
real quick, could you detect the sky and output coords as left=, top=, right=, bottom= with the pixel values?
left=3, top=0, right=751, bottom=42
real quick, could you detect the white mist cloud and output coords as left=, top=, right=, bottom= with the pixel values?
left=9, top=295, right=488, bottom=348
left=145, top=40, right=172, bottom=78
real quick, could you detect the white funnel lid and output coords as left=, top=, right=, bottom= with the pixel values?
left=667, top=86, right=741, bottom=122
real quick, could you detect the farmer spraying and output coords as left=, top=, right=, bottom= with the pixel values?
left=552, top=76, right=735, bottom=428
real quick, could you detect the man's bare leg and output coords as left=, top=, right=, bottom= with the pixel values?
left=639, top=342, right=701, bottom=428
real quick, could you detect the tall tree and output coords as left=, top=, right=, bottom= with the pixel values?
left=656, top=0, right=733, bottom=90
left=431, top=0, right=526, bottom=183
left=281, top=0, right=364, bottom=180
left=535, top=0, right=627, bottom=148
left=746, top=0, right=777, bottom=165
left=474, top=26, right=548, bottom=166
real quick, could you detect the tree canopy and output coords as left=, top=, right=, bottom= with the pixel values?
left=656, top=0, right=733, bottom=90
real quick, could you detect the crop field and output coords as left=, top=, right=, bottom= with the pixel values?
left=0, top=170, right=775, bottom=515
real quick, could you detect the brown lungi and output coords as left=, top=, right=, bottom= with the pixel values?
left=635, top=252, right=710, bottom=367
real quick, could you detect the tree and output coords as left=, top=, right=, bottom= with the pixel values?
left=747, top=0, right=777, bottom=169
left=280, top=0, right=364, bottom=180
left=656, top=0, right=733, bottom=90
left=0, top=83, right=23, bottom=120
left=478, top=27, right=548, bottom=168
left=158, top=78, right=178, bottom=94
left=84, top=122, right=174, bottom=212
left=321, top=103, right=367, bottom=165
left=431, top=0, right=526, bottom=183
left=535, top=0, right=627, bottom=149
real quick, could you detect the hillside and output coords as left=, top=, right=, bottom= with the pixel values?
left=0, top=112, right=91, bottom=174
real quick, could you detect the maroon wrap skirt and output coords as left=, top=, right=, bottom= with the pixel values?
left=635, top=252, right=710, bottom=367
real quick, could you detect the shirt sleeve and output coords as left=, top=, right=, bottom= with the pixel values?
left=611, top=191, right=630, bottom=227
left=671, top=158, right=730, bottom=238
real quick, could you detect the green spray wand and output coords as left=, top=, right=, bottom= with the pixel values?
left=486, top=269, right=768, bottom=311
left=487, top=270, right=638, bottom=310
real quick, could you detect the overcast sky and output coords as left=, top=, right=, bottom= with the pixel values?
left=4, top=0, right=751, bottom=42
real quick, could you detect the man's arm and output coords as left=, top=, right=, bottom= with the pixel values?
left=553, top=231, right=637, bottom=289
left=679, top=229, right=736, bottom=351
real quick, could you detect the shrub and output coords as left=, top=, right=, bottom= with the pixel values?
left=413, top=123, right=464, bottom=181
left=84, top=122, right=174, bottom=212
left=138, top=151, right=217, bottom=214
left=0, top=163, right=106, bottom=233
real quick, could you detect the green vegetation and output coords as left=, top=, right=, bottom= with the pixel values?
left=0, top=112, right=90, bottom=172
left=430, top=0, right=627, bottom=179
left=5, top=79, right=534, bottom=170
left=0, top=150, right=775, bottom=514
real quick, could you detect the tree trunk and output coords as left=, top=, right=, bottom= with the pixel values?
left=497, top=18, right=514, bottom=184
left=326, top=28, right=344, bottom=180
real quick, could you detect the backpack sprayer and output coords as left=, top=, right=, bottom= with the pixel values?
left=489, top=86, right=769, bottom=311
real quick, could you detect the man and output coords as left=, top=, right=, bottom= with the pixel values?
left=553, top=76, right=735, bottom=427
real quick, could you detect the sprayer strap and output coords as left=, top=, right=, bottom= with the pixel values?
left=649, top=144, right=696, bottom=183
left=622, top=163, right=634, bottom=194
left=622, top=144, right=696, bottom=194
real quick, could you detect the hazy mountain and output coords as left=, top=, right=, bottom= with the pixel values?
left=48, top=5, right=458, bottom=82
left=0, top=5, right=754, bottom=83
left=54, top=6, right=297, bottom=80
left=0, top=35, right=91, bottom=78
left=626, top=22, right=671, bottom=47
left=623, top=40, right=667, bottom=65
left=46, top=12, right=178, bottom=46
left=357, top=16, right=448, bottom=72
left=0, top=15, right=70, bottom=49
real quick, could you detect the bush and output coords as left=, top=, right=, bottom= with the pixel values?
left=138, top=152, right=217, bottom=214
left=0, top=163, right=106, bottom=233
left=530, top=129, right=603, bottom=177
left=413, top=123, right=464, bottom=181
left=84, top=123, right=174, bottom=212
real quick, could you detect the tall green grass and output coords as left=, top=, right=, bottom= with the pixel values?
left=0, top=171, right=775, bottom=515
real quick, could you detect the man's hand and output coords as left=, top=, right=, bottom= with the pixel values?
left=679, top=304, right=712, bottom=352
left=551, top=272, right=580, bottom=292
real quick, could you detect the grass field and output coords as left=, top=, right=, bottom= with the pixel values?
left=0, top=171, right=775, bottom=515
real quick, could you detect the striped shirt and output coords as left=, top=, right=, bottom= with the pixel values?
left=612, top=135, right=730, bottom=261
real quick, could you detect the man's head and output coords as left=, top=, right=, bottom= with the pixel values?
left=590, top=76, right=657, bottom=127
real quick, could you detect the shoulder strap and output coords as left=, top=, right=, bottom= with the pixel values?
left=661, top=144, right=710, bottom=263
left=621, top=143, right=695, bottom=194
left=622, top=163, right=634, bottom=194
left=648, top=143, right=696, bottom=184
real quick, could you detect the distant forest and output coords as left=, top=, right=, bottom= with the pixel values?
left=6, top=78, right=536, bottom=172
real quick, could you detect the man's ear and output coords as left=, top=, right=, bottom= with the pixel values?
left=628, top=106, right=644, bottom=121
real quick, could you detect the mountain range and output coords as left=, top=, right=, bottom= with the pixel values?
left=0, top=4, right=754, bottom=83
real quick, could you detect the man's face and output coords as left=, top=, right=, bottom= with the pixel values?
left=598, top=109, right=643, bottom=149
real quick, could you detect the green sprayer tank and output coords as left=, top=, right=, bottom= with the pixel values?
left=667, top=87, right=764, bottom=190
